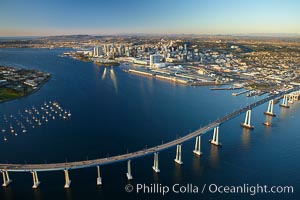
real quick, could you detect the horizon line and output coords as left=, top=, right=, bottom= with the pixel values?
left=1, top=32, right=300, bottom=38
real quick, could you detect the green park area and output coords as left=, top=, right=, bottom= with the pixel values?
left=0, top=88, right=24, bottom=102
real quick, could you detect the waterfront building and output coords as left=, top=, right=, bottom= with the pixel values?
left=93, top=46, right=98, bottom=57
left=93, top=46, right=103, bottom=57
left=150, top=54, right=161, bottom=68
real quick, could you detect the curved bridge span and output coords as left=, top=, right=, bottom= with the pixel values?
left=0, top=87, right=299, bottom=188
left=0, top=121, right=219, bottom=172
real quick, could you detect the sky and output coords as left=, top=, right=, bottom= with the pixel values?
left=0, top=0, right=299, bottom=36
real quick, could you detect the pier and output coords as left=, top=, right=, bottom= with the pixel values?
left=128, top=69, right=154, bottom=77
left=232, top=89, right=251, bottom=96
left=209, top=87, right=242, bottom=90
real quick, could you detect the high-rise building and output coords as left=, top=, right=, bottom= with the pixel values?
left=106, top=44, right=111, bottom=53
left=93, top=46, right=98, bottom=57
left=117, top=46, right=124, bottom=56
left=150, top=54, right=161, bottom=67
left=93, top=46, right=103, bottom=57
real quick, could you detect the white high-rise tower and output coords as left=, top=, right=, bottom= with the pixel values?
left=93, top=46, right=103, bottom=57
left=150, top=54, right=161, bottom=68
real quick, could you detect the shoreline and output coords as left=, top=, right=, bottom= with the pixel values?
left=126, top=68, right=225, bottom=86
left=0, top=75, right=52, bottom=104
left=69, top=54, right=120, bottom=67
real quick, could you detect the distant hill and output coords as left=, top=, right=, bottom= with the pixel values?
left=37, top=34, right=101, bottom=41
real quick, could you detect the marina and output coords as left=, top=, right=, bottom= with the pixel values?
left=0, top=100, right=71, bottom=142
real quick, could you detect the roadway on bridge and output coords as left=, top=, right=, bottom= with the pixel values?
left=0, top=87, right=298, bottom=172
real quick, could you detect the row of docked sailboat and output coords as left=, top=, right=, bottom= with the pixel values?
left=1, top=100, right=71, bottom=142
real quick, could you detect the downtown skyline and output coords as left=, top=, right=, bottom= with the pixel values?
left=0, top=0, right=299, bottom=36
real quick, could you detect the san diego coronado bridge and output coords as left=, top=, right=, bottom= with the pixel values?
left=1, top=87, right=299, bottom=189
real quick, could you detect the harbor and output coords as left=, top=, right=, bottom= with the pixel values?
left=0, top=48, right=300, bottom=199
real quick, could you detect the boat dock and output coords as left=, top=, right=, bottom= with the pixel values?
left=232, top=89, right=251, bottom=96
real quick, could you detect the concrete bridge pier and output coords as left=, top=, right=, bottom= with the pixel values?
left=126, top=160, right=133, bottom=180
left=288, top=94, right=294, bottom=104
left=174, top=144, right=183, bottom=164
left=152, top=152, right=160, bottom=173
left=193, top=136, right=202, bottom=156
left=31, top=171, right=40, bottom=189
left=210, top=126, right=222, bottom=146
left=291, top=91, right=299, bottom=101
left=264, top=100, right=276, bottom=116
left=280, top=95, right=290, bottom=108
left=241, top=110, right=254, bottom=129
left=1, top=170, right=12, bottom=187
left=96, top=166, right=102, bottom=185
left=64, top=169, right=71, bottom=189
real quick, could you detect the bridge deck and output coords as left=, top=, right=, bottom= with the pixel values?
left=0, top=87, right=298, bottom=172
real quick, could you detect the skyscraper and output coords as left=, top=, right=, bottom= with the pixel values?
left=150, top=54, right=161, bottom=67
left=93, top=46, right=103, bottom=57
left=93, top=46, right=98, bottom=57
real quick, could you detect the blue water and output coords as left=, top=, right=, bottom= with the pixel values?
left=0, top=48, right=299, bottom=200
